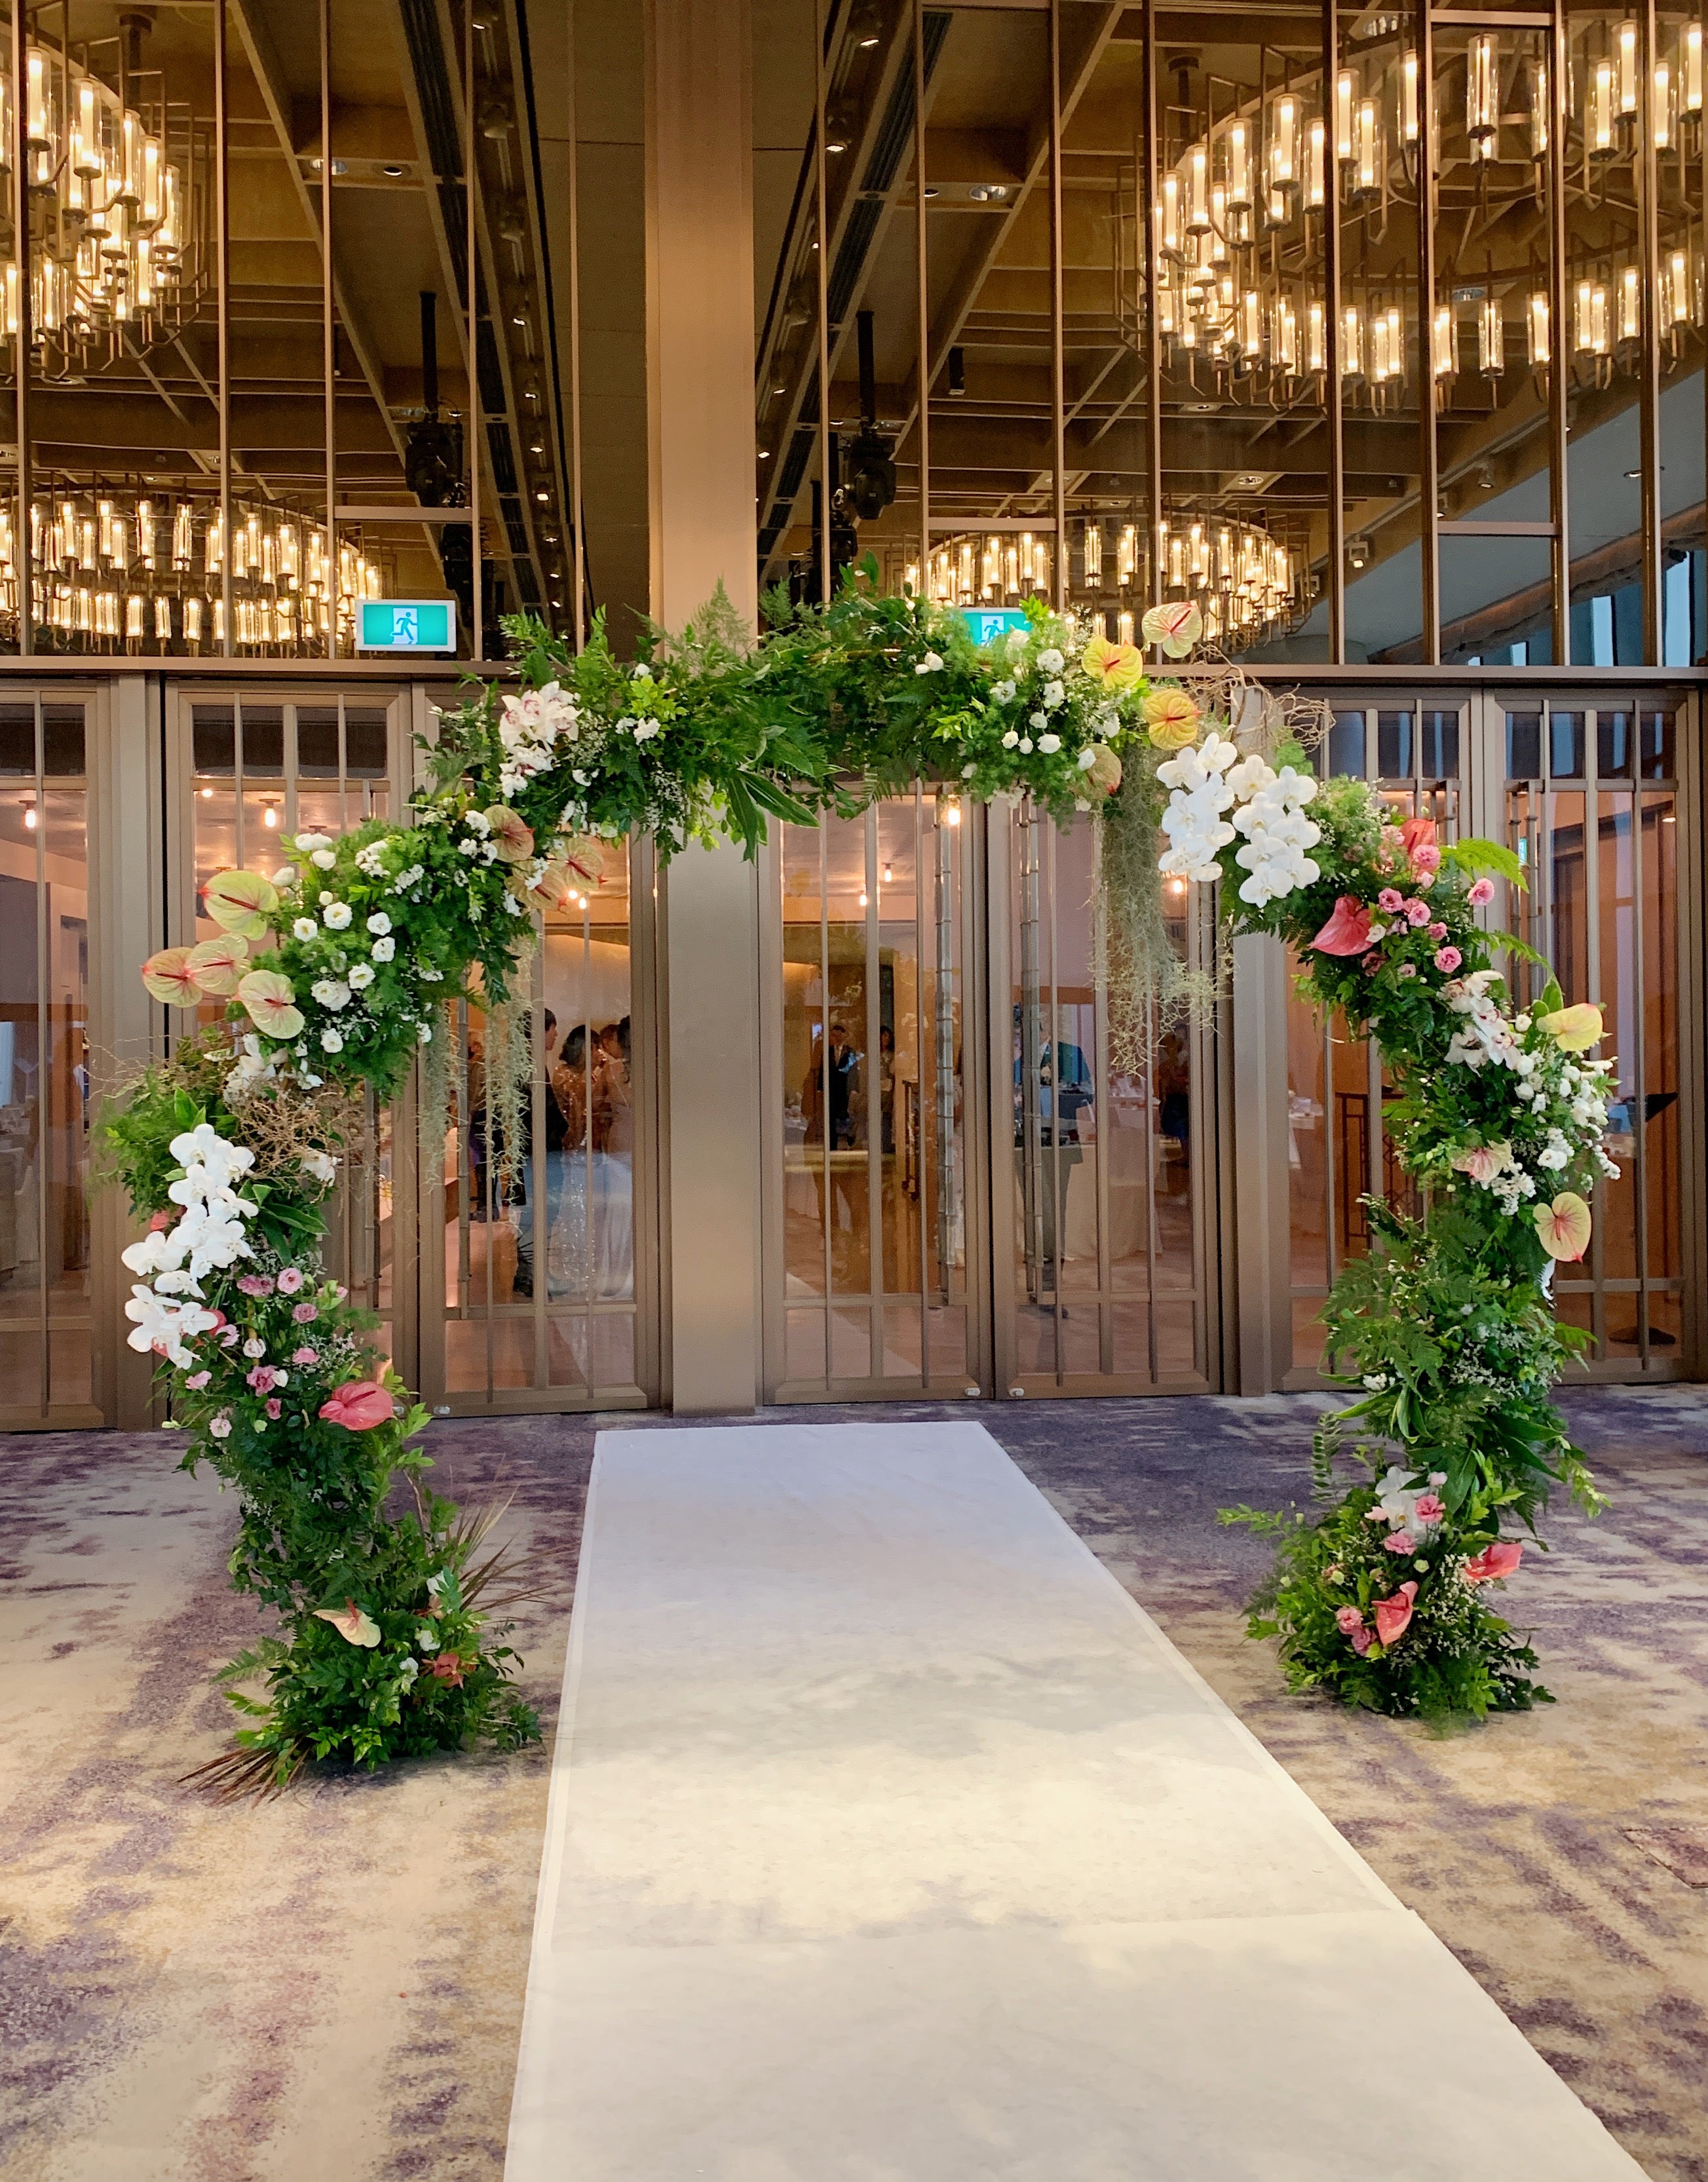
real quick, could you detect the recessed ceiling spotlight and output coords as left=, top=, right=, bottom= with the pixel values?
left=381, top=163, right=406, bottom=177
left=535, top=489, right=549, bottom=503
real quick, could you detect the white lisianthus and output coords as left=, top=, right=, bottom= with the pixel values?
left=1042, top=681, right=1065, bottom=709
left=1036, top=648, right=1064, bottom=675
left=1001, top=729, right=1019, bottom=749
left=347, top=963, right=375, bottom=991
left=367, top=911, right=392, bottom=935
left=292, top=918, right=318, bottom=941
left=1038, top=733, right=1061, bottom=754
left=320, top=1027, right=345, bottom=1053
left=993, top=679, right=1017, bottom=704
left=310, top=979, right=351, bottom=1010
left=371, top=936, right=396, bottom=963
left=293, top=832, right=333, bottom=854
left=310, top=849, right=337, bottom=871
left=322, top=901, right=352, bottom=930
left=1019, top=737, right=1034, bottom=754
left=1076, top=746, right=1099, bottom=771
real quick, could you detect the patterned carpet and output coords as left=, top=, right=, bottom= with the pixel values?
left=3, top=1387, right=1705, bottom=2180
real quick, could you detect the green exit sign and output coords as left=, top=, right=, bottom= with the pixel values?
left=960, top=606, right=1031, bottom=645
left=357, top=598, right=457, bottom=652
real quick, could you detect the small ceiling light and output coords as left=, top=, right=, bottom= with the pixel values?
left=200, top=785, right=214, bottom=799
left=535, top=489, right=550, bottom=503
left=512, top=313, right=528, bottom=326
left=858, top=889, right=869, bottom=907
left=882, top=861, right=892, bottom=883
left=263, top=805, right=278, bottom=827
left=381, top=163, right=406, bottom=177
left=22, top=803, right=37, bottom=829
left=923, top=185, right=940, bottom=199
left=827, top=138, right=848, bottom=155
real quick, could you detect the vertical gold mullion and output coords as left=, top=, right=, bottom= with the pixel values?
left=865, top=806, right=882, bottom=1383
left=581, top=892, right=595, bottom=1391
left=1584, top=711, right=1606, bottom=1360
left=35, top=696, right=48, bottom=1415
left=914, top=786, right=930, bottom=1389
left=1091, top=818, right=1112, bottom=1377
left=531, top=928, right=548, bottom=1391
left=1045, top=818, right=1063, bottom=1383
left=1630, top=746, right=1651, bottom=1368
left=818, top=819, right=832, bottom=1384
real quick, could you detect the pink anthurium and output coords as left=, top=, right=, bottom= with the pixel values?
left=1534, top=1191, right=1592, bottom=1261
left=1399, top=815, right=1436, bottom=858
left=1464, top=1540, right=1523, bottom=1586
left=237, top=968, right=305, bottom=1041
left=1310, top=895, right=1375, bottom=957
left=318, top=1380, right=396, bottom=1431
left=202, top=866, right=280, bottom=940
left=1373, top=1580, right=1419, bottom=1648
left=185, top=933, right=251, bottom=996
left=1140, top=601, right=1203, bottom=658
left=314, top=1598, right=381, bottom=1647
left=141, top=946, right=203, bottom=1006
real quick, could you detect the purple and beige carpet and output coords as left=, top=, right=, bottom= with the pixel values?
left=3, top=1388, right=1707, bottom=2179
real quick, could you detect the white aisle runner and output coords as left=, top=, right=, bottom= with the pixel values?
left=505, top=1422, right=1643, bottom=2181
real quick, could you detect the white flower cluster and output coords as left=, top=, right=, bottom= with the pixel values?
left=1441, top=973, right=1620, bottom=1214
left=1443, top=970, right=1520, bottom=1070
left=121, top=1124, right=258, bottom=1364
left=1156, top=733, right=1241, bottom=880
left=1228, top=759, right=1321, bottom=908
left=497, top=679, right=582, bottom=797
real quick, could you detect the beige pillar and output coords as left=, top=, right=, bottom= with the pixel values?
left=645, top=0, right=761, bottom=1412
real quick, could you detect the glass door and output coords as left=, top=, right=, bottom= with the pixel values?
left=991, top=800, right=1221, bottom=1396
left=1502, top=695, right=1698, bottom=1372
left=764, top=794, right=986, bottom=1398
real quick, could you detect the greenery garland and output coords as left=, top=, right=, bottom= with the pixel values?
left=104, top=566, right=1612, bottom=1790
left=108, top=575, right=1195, bottom=1791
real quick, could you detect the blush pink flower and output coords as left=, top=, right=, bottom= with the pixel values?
left=1434, top=946, right=1462, bottom=973
left=427, top=1650, right=468, bottom=1687
left=237, top=1274, right=273, bottom=1296
left=1404, top=898, right=1432, bottom=928
left=1349, top=1624, right=1374, bottom=1655
left=1377, top=888, right=1405, bottom=914
left=1312, top=896, right=1375, bottom=956
left=246, top=1364, right=279, bottom=1394
left=1426, top=921, right=1449, bottom=942
left=291, top=1345, right=320, bottom=1365
left=276, top=1268, right=306, bottom=1295
left=1382, top=1529, right=1416, bottom=1554
left=1468, top=877, right=1495, bottom=906
left=1335, top=1605, right=1365, bottom=1636
left=148, top=1209, right=176, bottom=1233
left=318, top=1380, right=396, bottom=1431
left=1411, top=843, right=1442, bottom=875
left=1413, top=1493, right=1446, bottom=1525
left=292, top=1301, right=319, bottom=1324
left=1373, top=1580, right=1419, bottom=1647
left=1360, top=951, right=1380, bottom=972
left=265, top=1397, right=282, bottom=1419
left=1464, top=1540, right=1524, bottom=1585
left=1452, top=1142, right=1509, bottom=1184
left=1396, top=962, right=1417, bottom=980
left=184, top=1369, right=211, bottom=1390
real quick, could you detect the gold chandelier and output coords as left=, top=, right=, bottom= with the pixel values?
left=1145, top=15, right=1705, bottom=406
left=0, top=492, right=385, bottom=653
left=0, top=32, right=209, bottom=374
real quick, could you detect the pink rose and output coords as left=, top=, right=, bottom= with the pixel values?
left=318, top=1380, right=396, bottom=1431
left=1378, top=888, right=1405, bottom=914
left=1434, top=946, right=1462, bottom=973
left=1404, top=899, right=1431, bottom=928
left=218, top=1325, right=240, bottom=1347
left=265, top=1397, right=282, bottom=1419
left=1413, top=1494, right=1445, bottom=1524
left=1426, top=922, right=1448, bottom=942
left=292, top=1301, right=319, bottom=1324
left=1383, top=1529, right=1415, bottom=1554
left=1411, top=843, right=1442, bottom=875
left=246, top=1364, right=278, bottom=1394
left=1335, top=1605, right=1365, bottom=1636
left=1312, top=896, right=1375, bottom=956
left=184, top=1369, right=211, bottom=1390
left=291, top=1345, right=320, bottom=1365
left=237, top=1274, right=273, bottom=1297
left=1373, top=1580, right=1419, bottom=1647
left=1350, top=1624, right=1373, bottom=1655
left=1396, top=962, right=1417, bottom=980
left=1360, top=951, right=1380, bottom=972
left=276, top=1268, right=306, bottom=1295
left=1464, top=1540, right=1523, bottom=1585
left=1468, top=877, right=1495, bottom=906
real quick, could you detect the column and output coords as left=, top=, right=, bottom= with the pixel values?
left=645, top=0, right=761, bottom=1412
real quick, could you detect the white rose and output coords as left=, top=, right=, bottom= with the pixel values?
left=322, top=902, right=352, bottom=930
left=1037, top=648, right=1064, bottom=674
left=418, top=1022, right=433, bottom=1044
left=320, top=1027, right=345, bottom=1053
left=310, top=980, right=351, bottom=1010
left=310, top=849, right=337, bottom=871
left=292, top=918, right=318, bottom=940
left=367, top=912, right=392, bottom=935
left=1019, top=737, right=1034, bottom=754
left=1002, top=729, right=1019, bottom=749
left=294, top=832, right=333, bottom=853
left=914, top=651, right=945, bottom=675
left=1029, top=712, right=1048, bottom=731
left=371, top=936, right=396, bottom=963
left=347, top=964, right=374, bottom=990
